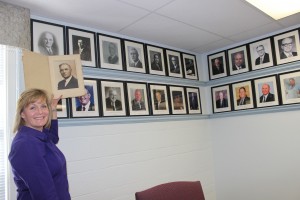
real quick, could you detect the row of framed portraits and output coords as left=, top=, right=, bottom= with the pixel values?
left=208, top=28, right=300, bottom=80
left=31, top=19, right=198, bottom=80
left=57, top=79, right=202, bottom=118
left=212, top=70, right=300, bottom=113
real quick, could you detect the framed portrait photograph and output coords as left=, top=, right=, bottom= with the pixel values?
left=273, top=29, right=300, bottom=65
left=279, top=70, right=300, bottom=105
left=124, top=40, right=146, bottom=73
left=100, top=80, right=126, bottom=116
left=208, top=51, right=228, bottom=80
left=186, top=87, right=202, bottom=114
left=67, top=27, right=96, bottom=67
left=57, top=98, right=69, bottom=118
left=182, top=53, right=198, bottom=80
left=254, top=75, right=279, bottom=108
left=146, top=45, right=166, bottom=76
left=149, top=84, right=170, bottom=115
left=228, top=45, right=250, bottom=75
left=126, top=82, right=150, bottom=116
left=249, top=38, right=275, bottom=71
left=211, top=84, right=232, bottom=113
left=169, top=86, right=187, bottom=114
left=71, top=79, right=100, bottom=118
left=166, top=50, right=183, bottom=78
left=48, top=55, right=85, bottom=98
left=98, top=34, right=123, bottom=71
left=232, top=80, right=254, bottom=111
left=31, top=19, right=65, bottom=56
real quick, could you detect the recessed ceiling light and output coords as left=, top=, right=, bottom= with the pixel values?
left=246, top=0, right=300, bottom=20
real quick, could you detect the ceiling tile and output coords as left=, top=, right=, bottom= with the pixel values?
left=118, top=0, right=175, bottom=11
left=192, top=39, right=234, bottom=54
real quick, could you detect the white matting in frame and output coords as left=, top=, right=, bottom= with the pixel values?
left=71, top=79, right=100, bottom=117
left=183, top=53, right=198, bottom=80
left=212, top=85, right=232, bottom=113
left=147, top=45, right=166, bottom=76
left=67, top=28, right=96, bottom=67
left=169, top=86, right=187, bottom=114
left=101, top=80, right=126, bottom=116
left=279, top=71, right=300, bottom=105
left=124, top=41, right=146, bottom=73
left=57, top=99, right=68, bottom=118
left=127, top=82, right=149, bottom=116
left=232, top=81, right=254, bottom=110
left=249, top=38, right=274, bottom=71
left=254, top=76, right=279, bottom=108
left=274, top=30, right=300, bottom=65
left=149, top=84, right=170, bottom=115
left=208, top=51, right=228, bottom=80
left=32, top=20, right=65, bottom=56
left=186, top=87, right=201, bottom=114
left=228, top=46, right=249, bottom=76
left=99, top=35, right=123, bottom=71
left=166, top=50, right=183, bottom=78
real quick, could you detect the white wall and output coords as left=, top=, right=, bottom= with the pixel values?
left=210, top=111, right=300, bottom=200
left=58, top=120, right=216, bottom=200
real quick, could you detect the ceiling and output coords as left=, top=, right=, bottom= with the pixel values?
left=3, top=0, right=300, bottom=54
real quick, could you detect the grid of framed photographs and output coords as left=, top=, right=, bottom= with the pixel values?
left=59, top=78, right=202, bottom=118
left=207, top=28, right=300, bottom=80
left=211, top=70, right=300, bottom=113
left=31, top=19, right=198, bottom=80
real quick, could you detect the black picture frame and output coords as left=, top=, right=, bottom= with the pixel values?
left=211, top=84, right=232, bottom=113
left=31, top=19, right=65, bottom=56
left=249, top=38, right=274, bottom=71
left=149, top=84, right=170, bottom=115
left=57, top=98, right=69, bottom=118
left=232, top=80, right=255, bottom=111
left=126, top=82, right=150, bottom=116
left=166, top=49, right=183, bottom=78
left=66, top=27, right=97, bottom=67
left=208, top=51, right=228, bottom=80
left=123, top=40, right=147, bottom=74
left=254, top=75, right=279, bottom=108
left=228, top=45, right=250, bottom=76
left=182, top=53, right=198, bottom=80
left=169, top=85, right=187, bottom=114
left=186, top=87, right=202, bottom=114
left=146, top=45, right=166, bottom=76
left=278, top=70, right=300, bottom=105
left=98, top=34, right=124, bottom=71
left=100, top=80, right=127, bottom=116
left=273, top=29, right=300, bottom=65
left=70, top=78, right=100, bottom=118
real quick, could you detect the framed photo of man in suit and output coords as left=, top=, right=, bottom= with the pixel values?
left=98, top=34, right=123, bottom=71
left=126, top=82, right=150, bottom=116
left=124, top=40, right=146, bottom=74
left=149, top=84, right=170, bottom=115
left=182, top=53, right=198, bottom=80
left=232, top=80, right=254, bottom=111
left=146, top=45, right=166, bottom=76
left=166, top=50, right=183, bottom=78
left=169, top=86, right=187, bottom=115
left=31, top=19, right=65, bottom=56
left=67, top=27, right=96, bottom=68
left=208, top=51, right=228, bottom=80
left=186, top=87, right=202, bottom=114
left=279, top=70, right=300, bottom=105
left=254, top=75, right=279, bottom=108
left=211, top=85, right=232, bottom=113
left=71, top=79, right=100, bottom=118
left=273, top=29, right=300, bottom=65
left=249, top=38, right=274, bottom=71
left=228, top=45, right=250, bottom=76
left=100, top=80, right=126, bottom=116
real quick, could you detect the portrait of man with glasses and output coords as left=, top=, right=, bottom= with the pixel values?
left=280, top=36, right=298, bottom=59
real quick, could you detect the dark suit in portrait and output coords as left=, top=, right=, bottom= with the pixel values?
left=154, top=100, right=166, bottom=110
left=131, top=99, right=146, bottom=110
left=255, top=53, right=270, bottom=65
left=232, top=64, right=246, bottom=71
left=259, top=93, right=275, bottom=103
left=212, top=65, right=224, bottom=75
left=76, top=103, right=95, bottom=111
left=129, top=60, right=142, bottom=68
left=108, top=55, right=119, bottom=64
left=189, top=95, right=199, bottom=110
left=170, top=63, right=180, bottom=73
left=216, top=98, right=228, bottom=108
left=39, top=46, right=59, bottom=56
left=106, top=98, right=122, bottom=111
left=151, top=62, right=162, bottom=71
left=237, top=97, right=250, bottom=105
left=280, top=51, right=298, bottom=59
left=57, top=76, right=79, bottom=90
left=185, top=59, right=195, bottom=75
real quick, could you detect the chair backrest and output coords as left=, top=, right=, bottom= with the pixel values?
left=135, top=181, right=205, bottom=200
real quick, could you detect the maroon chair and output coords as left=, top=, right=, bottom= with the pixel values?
left=135, top=181, right=205, bottom=200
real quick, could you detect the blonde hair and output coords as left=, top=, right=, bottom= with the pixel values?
left=13, top=89, right=52, bottom=133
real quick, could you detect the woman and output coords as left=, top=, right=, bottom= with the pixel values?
left=8, top=89, right=71, bottom=200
